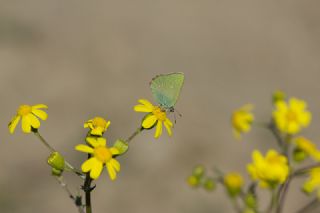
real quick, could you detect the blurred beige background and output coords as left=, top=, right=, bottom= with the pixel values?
left=1, top=0, right=320, bottom=212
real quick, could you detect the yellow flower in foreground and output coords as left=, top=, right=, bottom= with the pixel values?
left=303, top=168, right=320, bottom=198
left=224, top=172, right=244, bottom=196
left=273, top=98, right=311, bottom=134
left=231, top=104, right=254, bottom=139
left=134, top=99, right=173, bottom=138
left=75, top=137, right=120, bottom=180
left=84, top=116, right=111, bottom=136
left=8, top=104, right=48, bottom=134
left=247, top=150, right=289, bottom=188
left=294, top=137, right=320, bottom=161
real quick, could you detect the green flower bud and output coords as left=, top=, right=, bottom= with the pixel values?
left=203, top=178, right=216, bottom=191
left=245, top=193, right=257, bottom=209
left=293, top=148, right=307, bottom=162
left=113, top=139, right=129, bottom=156
left=192, top=165, right=205, bottom=178
left=272, top=90, right=286, bottom=104
left=187, top=175, right=200, bottom=187
left=51, top=168, right=63, bottom=176
left=47, top=152, right=65, bottom=172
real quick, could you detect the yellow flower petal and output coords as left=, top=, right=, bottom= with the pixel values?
left=21, top=116, right=32, bottom=133
left=165, top=118, right=173, bottom=127
left=81, top=158, right=96, bottom=172
left=142, top=115, right=157, bottom=128
left=32, top=104, right=48, bottom=109
left=31, top=109, right=48, bottom=120
left=155, top=121, right=162, bottom=138
left=110, top=159, right=120, bottom=172
left=106, top=161, right=117, bottom=180
left=90, top=160, right=103, bottom=179
left=90, top=127, right=104, bottom=136
left=164, top=119, right=172, bottom=136
left=110, top=147, right=120, bottom=155
left=8, top=115, right=21, bottom=134
left=86, top=137, right=106, bottom=148
left=28, top=114, right=40, bottom=129
left=138, top=99, right=154, bottom=109
left=83, top=120, right=92, bottom=128
left=75, top=144, right=94, bottom=154
left=134, top=105, right=153, bottom=112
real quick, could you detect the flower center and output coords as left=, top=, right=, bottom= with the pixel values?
left=18, top=105, right=32, bottom=116
left=152, top=106, right=167, bottom=121
left=94, top=146, right=112, bottom=163
left=286, top=110, right=297, bottom=122
left=92, top=117, right=107, bottom=128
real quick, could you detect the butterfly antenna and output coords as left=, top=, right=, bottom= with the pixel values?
left=175, top=109, right=182, bottom=117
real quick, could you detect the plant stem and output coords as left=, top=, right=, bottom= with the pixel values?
left=84, top=174, right=92, bottom=213
left=83, top=154, right=93, bottom=213
left=296, top=198, right=319, bottom=213
left=33, top=129, right=55, bottom=152
left=275, top=176, right=292, bottom=213
left=55, top=176, right=85, bottom=213
left=33, top=129, right=85, bottom=178
left=266, top=189, right=278, bottom=213
left=125, top=126, right=144, bottom=143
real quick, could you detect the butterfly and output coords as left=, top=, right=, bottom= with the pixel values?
left=150, top=72, right=184, bottom=113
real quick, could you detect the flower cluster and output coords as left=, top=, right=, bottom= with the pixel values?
left=189, top=91, right=320, bottom=213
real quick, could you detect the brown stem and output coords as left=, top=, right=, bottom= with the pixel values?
left=296, top=198, right=319, bottom=213
left=84, top=173, right=92, bottom=213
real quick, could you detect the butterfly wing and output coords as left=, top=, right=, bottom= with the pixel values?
left=150, top=72, right=184, bottom=109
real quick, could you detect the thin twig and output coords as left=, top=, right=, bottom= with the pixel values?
left=296, top=198, right=320, bottom=213
left=276, top=176, right=292, bottom=213
left=268, top=123, right=284, bottom=150
left=125, top=126, right=144, bottom=143
left=55, top=176, right=85, bottom=213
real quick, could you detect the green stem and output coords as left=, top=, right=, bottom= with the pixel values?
left=125, top=126, right=144, bottom=143
left=33, top=130, right=55, bottom=152
left=266, top=189, right=277, bottom=213
left=230, top=197, right=242, bottom=213
left=33, top=129, right=84, bottom=178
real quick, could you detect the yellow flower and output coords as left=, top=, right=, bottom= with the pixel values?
left=84, top=117, right=111, bottom=136
left=8, top=104, right=48, bottom=134
left=247, top=150, right=289, bottom=188
left=294, top=137, right=320, bottom=161
left=303, top=168, right=320, bottom=198
left=75, top=137, right=120, bottom=180
left=273, top=98, right=311, bottom=134
left=231, top=104, right=254, bottom=139
left=134, top=99, right=173, bottom=138
left=224, top=172, right=244, bottom=196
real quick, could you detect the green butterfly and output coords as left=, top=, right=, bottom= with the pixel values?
left=150, top=72, right=185, bottom=112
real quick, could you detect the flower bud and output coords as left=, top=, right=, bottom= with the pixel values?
left=47, top=152, right=65, bottom=173
left=293, top=148, right=307, bottom=162
left=192, top=165, right=205, bottom=178
left=187, top=175, right=200, bottom=187
left=245, top=193, right=257, bottom=209
left=224, top=172, right=244, bottom=197
left=272, top=90, right=286, bottom=104
left=203, top=178, right=216, bottom=191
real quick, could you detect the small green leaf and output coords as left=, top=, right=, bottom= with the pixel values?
left=113, top=139, right=129, bottom=156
